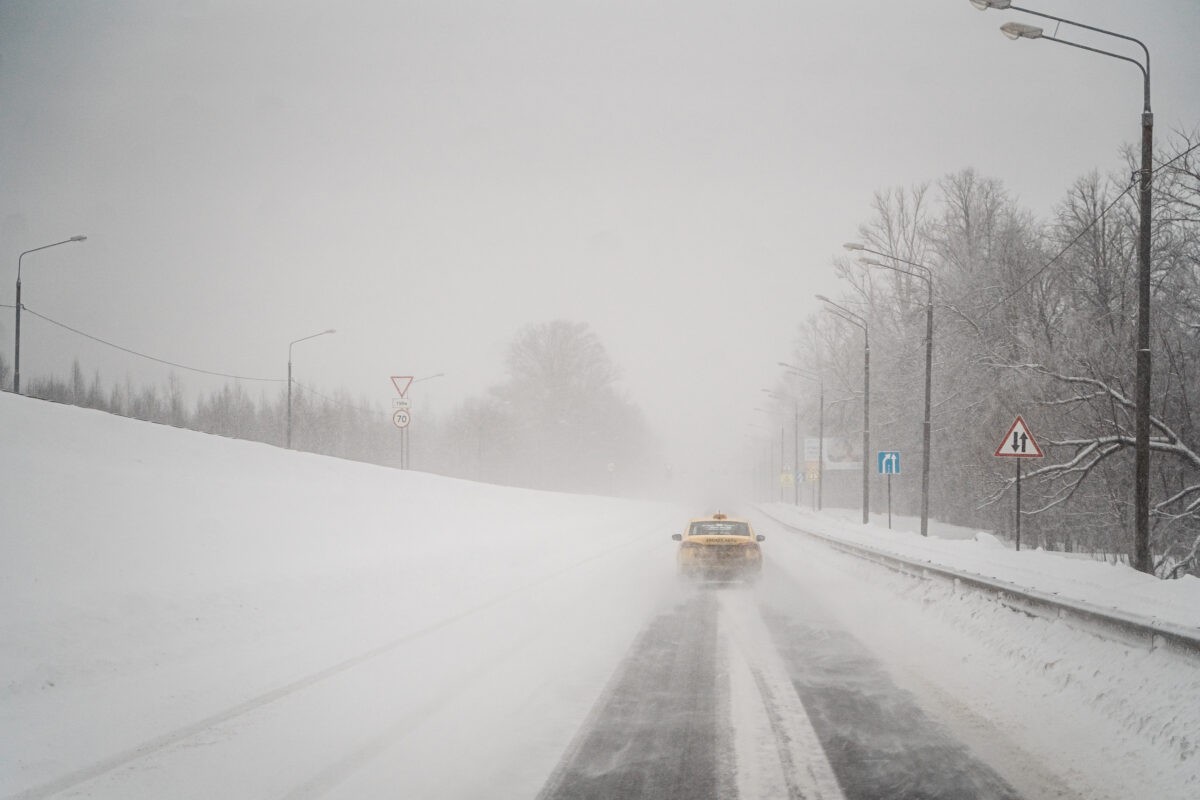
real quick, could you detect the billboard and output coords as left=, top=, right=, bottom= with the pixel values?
left=804, top=437, right=863, bottom=471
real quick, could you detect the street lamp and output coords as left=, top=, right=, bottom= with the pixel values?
left=780, top=361, right=825, bottom=510
left=845, top=243, right=936, bottom=537
left=753, top=406, right=786, bottom=501
left=13, top=235, right=87, bottom=394
left=763, top=388, right=799, bottom=506
left=287, top=328, right=336, bottom=449
left=971, top=0, right=1154, bottom=573
left=817, top=294, right=870, bottom=524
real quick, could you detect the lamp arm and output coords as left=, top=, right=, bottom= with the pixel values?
left=859, top=246, right=934, bottom=282
left=1042, top=34, right=1147, bottom=95
left=1011, top=4, right=1150, bottom=72
left=1011, top=4, right=1150, bottom=111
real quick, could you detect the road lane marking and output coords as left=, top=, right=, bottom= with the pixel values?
left=720, top=590, right=846, bottom=800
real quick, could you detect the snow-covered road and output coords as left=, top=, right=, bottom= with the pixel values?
left=536, top=546, right=1068, bottom=800
left=3, top=393, right=1198, bottom=799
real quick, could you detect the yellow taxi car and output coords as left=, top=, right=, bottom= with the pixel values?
left=671, top=512, right=765, bottom=580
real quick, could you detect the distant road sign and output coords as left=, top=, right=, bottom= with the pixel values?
left=390, top=376, right=413, bottom=397
left=392, top=398, right=411, bottom=410
left=392, top=409, right=411, bottom=429
left=994, top=416, right=1044, bottom=458
left=877, top=451, right=901, bottom=475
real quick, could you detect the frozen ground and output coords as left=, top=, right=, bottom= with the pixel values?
left=2, top=392, right=1198, bottom=798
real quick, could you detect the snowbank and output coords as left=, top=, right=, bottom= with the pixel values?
left=759, top=503, right=1200, bottom=631
left=0, top=393, right=685, bottom=797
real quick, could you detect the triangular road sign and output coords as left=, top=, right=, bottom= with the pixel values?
left=994, top=415, right=1044, bottom=458
left=390, top=375, right=413, bottom=398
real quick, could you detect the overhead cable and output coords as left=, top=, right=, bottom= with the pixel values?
left=19, top=306, right=285, bottom=383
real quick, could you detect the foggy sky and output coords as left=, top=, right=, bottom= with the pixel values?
left=2, top=0, right=1198, bottom=476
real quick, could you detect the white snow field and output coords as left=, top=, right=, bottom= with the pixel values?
left=2, top=391, right=1198, bottom=798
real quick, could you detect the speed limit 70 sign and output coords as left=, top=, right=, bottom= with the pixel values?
left=392, top=409, right=411, bottom=429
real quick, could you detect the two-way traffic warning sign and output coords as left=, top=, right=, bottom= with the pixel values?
left=994, top=416, right=1044, bottom=458
left=994, top=415, right=1043, bottom=553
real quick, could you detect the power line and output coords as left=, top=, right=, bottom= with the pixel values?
left=981, top=138, right=1200, bottom=317
left=9, top=306, right=371, bottom=405
left=982, top=182, right=1135, bottom=316
left=1156, top=138, right=1200, bottom=174
left=19, top=306, right=285, bottom=383
left=13, top=304, right=379, bottom=412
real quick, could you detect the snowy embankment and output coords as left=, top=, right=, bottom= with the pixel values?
left=0, top=392, right=687, bottom=798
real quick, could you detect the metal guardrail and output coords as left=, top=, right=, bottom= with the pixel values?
left=759, top=509, right=1200, bottom=660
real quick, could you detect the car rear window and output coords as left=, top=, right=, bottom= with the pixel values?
left=689, top=521, right=750, bottom=536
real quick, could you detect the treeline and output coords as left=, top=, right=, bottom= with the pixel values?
left=774, top=128, right=1200, bottom=578
left=429, top=320, right=659, bottom=494
left=8, top=358, right=397, bottom=466
left=2, top=319, right=660, bottom=497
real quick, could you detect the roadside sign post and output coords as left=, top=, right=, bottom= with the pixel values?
left=993, top=416, right=1044, bottom=551
left=804, top=457, right=820, bottom=512
left=804, top=439, right=824, bottom=511
left=877, top=451, right=901, bottom=529
left=391, top=376, right=414, bottom=469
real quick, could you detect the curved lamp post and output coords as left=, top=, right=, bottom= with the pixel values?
left=845, top=243, right=935, bottom=537
left=287, top=328, right=336, bottom=448
left=14, top=235, right=87, bottom=394
left=778, top=361, right=826, bottom=510
left=971, top=0, right=1154, bottom=573
left=817, top=295, right=870, bottom=524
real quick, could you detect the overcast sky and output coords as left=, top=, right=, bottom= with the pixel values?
left=2, top=0, right=1197, bottom=473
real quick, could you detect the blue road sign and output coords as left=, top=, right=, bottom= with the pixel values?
left=877, top=450, right=901, bottom=475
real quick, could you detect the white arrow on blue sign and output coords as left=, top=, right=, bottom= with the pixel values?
left=877, top=451, right=901, bottom=475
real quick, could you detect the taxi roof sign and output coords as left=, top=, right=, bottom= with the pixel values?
left=994, top=415, right=1044, bottom=458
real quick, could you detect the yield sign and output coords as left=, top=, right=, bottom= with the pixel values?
left=390, top=375, right=413, bottom=398
left=994, top=415, right=1044, bottom=458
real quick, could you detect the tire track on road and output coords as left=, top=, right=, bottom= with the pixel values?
left=536, top=592, right=722, bottom=800
left=754, top=562, right=1025, bottom=800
